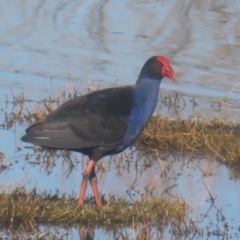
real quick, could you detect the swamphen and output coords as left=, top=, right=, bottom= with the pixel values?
left=21, top=56, right=176, bottom=207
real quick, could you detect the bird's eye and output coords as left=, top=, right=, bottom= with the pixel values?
left=157, top=61, right=161, bottom=65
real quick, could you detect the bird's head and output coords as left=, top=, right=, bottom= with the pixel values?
left=140, top=56, right=176, bottom=81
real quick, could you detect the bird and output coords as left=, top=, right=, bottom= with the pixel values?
left=21, top=56, right=176, bottom=208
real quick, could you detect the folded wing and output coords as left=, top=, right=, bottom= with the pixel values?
left=21, top=86, right=134, bottom=152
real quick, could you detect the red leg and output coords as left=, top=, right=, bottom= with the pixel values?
left=89, top=164, right=102, bottom=208
left=78, top=160, right=96, bottom=207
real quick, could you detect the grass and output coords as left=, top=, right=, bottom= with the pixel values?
left=2, top=81, right=240, bottom=166
left=139, top=116, right=240, bottom=165
left=0, top=82, right=239, bottom=237
left=0, top=187, right=186, bottom=231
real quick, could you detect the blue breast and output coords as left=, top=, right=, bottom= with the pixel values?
left=114, top=77, right=161, bottom=152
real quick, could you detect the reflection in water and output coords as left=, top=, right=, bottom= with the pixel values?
left=79, top=228, right=95, bottom=240
left=0, top=89, right=240, bottom=238
left=0, top=0, right=240, bottom=239
left=0, top=145, right=239, bottom=238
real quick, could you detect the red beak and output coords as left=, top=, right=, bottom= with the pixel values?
left=162, top=65, right=176, bottom=81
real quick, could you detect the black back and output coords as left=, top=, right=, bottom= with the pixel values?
left=21, top=86, right=134, bottom=160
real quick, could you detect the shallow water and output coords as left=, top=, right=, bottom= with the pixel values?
left=0, top=0, right=240, bottom=239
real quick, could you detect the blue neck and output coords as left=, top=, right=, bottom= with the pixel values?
left=114, top=75, right=162, bottom=153
left=133, top=76, right=162, bottom=122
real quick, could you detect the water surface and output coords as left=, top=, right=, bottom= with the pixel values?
left=0, top=0, right=240, bottom=239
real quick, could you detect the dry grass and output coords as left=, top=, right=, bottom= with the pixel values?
left=2, top=81, right=240, bottom=166
left=1, top=83, right=238, bottom=237
left=139, top=116, right=240, bottom=165
left=0, top=187, right=186, bottom=231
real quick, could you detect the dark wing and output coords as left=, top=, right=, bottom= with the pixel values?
left=21, top=86, right=135, bottom=151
